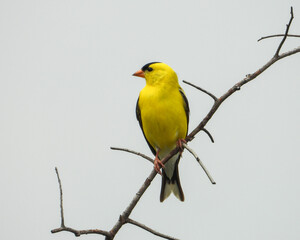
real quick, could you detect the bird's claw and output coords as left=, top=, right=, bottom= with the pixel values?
left=176, top=138, right=187, bottom=151
left=154, top=157, right=165, bottom=175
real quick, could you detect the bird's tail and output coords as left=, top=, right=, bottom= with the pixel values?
left=160, top=158, right=184, bottom=202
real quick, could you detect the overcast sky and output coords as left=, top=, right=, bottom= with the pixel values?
left=1, top=1, right=300, bottom=240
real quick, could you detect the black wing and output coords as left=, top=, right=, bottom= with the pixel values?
left=179, top=88, right=190, bottom=136
left=136, top=97, right=156, bottom=156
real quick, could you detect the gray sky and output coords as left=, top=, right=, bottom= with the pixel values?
left=1, top=0, right=300, bottom=240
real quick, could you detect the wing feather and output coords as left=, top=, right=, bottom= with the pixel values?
left=179, top=88, right=190, bottom=135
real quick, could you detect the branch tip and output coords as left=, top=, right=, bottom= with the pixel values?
left=182, top=80, right=218, bottom=102
left=202, top=128, right=215, bottom=143
left=110, top=146, right=154, bottom=164
left=183, top=143, right=216, bottom=184
left=54, top=167, right=65, bottom=227
left=126, top=218, right=180, bottom=240
left=257, top=34, right=300, bottom=42
left=274, top=6, right=294, bottom=57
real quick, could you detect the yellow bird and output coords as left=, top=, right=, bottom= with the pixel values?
left=133, top=62, right=189, bottom=202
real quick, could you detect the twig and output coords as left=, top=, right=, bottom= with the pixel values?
left=110, top=147, right=154, bottom=164
left=54, top=167, right=65, bottom=227
left=183, top=80, right=218, bottom=102
left=202, top=128, right=214, bottom=143
left=51, top=227, right=110, bottom=237
left=183, top=143, right=216, bottom=184
left=275, top=6, right=294, bottom=57
left=181, top=81, right=215, bottom=143
left=258, top=34, right=300, bottom=42
left=126, top=218, right=180, bottom=240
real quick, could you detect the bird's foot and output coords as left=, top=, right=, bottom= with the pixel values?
left=176, top=138, right=187, bottom=151
left=154, top=156, right=164, bottom=175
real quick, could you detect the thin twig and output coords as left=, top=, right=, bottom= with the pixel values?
left=110, top=147, right=154, bottom=164
left=183, top=80, right=218, bottom=102
left=258, top=34, right=300, bottom=42
left=275, top=7, right=294, bottom=57
left=183, top=143, right=216, bottom=184
left=126, top=218, right=180, bottom=240
left=54, top=167, right=65, bottom=227
left=51, top=227, right=110, bottom=237
left=202, top=128, right=214, bottom=143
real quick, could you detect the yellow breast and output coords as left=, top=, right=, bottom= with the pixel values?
left=139, top=85, right=187, bottom=151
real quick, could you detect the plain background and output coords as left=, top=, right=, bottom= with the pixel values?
left=0, top=1, right=300, bottom=239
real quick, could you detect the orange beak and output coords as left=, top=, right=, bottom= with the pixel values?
left=132, top=69, right=145, bottom=78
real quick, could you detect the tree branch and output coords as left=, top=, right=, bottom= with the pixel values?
left=51, top=168, right=111, bottom=238
left=52, top=7, right=300, bottom=240
left=258, top=34, right=300, bottom=42
left=51, top=226, right=110, bottom=237
left=108, top=169, right=159, bottom=238
left=186, top=7, right=299, bottom=142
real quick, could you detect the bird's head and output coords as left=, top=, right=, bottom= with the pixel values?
left=133, top=62, right=178, bottom=86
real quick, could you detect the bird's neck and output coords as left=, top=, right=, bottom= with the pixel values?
left=145, top=74, right=179, bottom=89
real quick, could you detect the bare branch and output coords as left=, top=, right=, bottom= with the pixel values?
left=110, top=147, right=154, bottom=164
left=185, top=7, right=299, bottom=142
left=51, top=227, right=110, bottom=238
left=52, top=7, right=300, bottom=240
left=109, top=169, right=158, bottom=238
left=51, top=168, right=111, bottom=238
left=108, top=144, right=189, bottom=238
left=258, top=34, right=300, bottom=42
left=126, top=218, right=180, bottom=240
left=186, top=45, right=300, bottom=142
left=183, top=80, right=218, bottom=102
left=183, top=143, right=216, bottom=184
left=275, top=6, right=294, bottom=57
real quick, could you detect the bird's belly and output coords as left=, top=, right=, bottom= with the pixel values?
left=142, top=104, right=186, bottom=151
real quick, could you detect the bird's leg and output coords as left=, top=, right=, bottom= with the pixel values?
left=176, top=138, right=187, bottom=152
left=154, top=149, right=164, bottom=175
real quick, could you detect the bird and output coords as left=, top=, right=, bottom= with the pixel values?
left=133, top=62, right=189, bottom=202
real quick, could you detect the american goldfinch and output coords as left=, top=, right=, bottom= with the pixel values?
left=133, top=62, right=189, bottom=202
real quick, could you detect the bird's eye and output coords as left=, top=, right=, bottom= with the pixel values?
left=147, top=67, right=153, bottom=72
